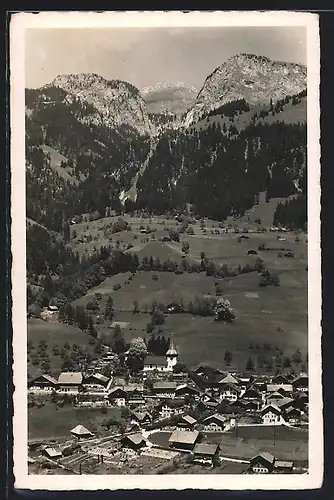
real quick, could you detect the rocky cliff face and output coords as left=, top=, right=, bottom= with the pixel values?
left=185, top=53, right=307, bottom=126
left=47, top=73, right=154, bottom=136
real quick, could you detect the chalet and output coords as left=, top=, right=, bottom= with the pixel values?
left=194, top=366, right=223, bottom=378
left=292, top=374, right=308, bottom=393
left=261, top=404, right=284, bottom=425
left=274, top=460, right=294, bottom=473
left=266, top=384, right=293, bottom=397
left=250, top=452, right=275, bottom=473
left=70, top=425, right=94, bottom=438
left=177, top=414, right=198, bottom=430
left=158, top=399, right=185, bottom=419
left=175, top=384, right=201, bottom=399
left=108, top=387, right=127, bottom=407
left=193, top=443, right=219, bottom=466
left=218, top=383, right=241, bottom=403
left=243, top=400, right=260, bottom=412
left=121, top=433, right=146, bottom=452
left=273, top=397, right=295, bottom=412
left=126, top=388, right=146, bottom=406
left=57, top=372, right=83, bottom=394
left=131, top=411, right=152, bottom=426
left=200, top=394, right=220, bottom=408
left=218, top=373, right=240, bottom=387
left=267, top=391, right=285, bottom=401
left=168, top=430, right=200, bottom=451
left=271, top=374, right=290, bottom=385
left=252, top=381, right=267, bottom=394
left=43, top=447, right=62, bottom=459
left=203, top=413, right=227, bottom=432
left=241, top=386, right=262, bottom=401
left=284, top=406, right=301, bottom=424
left=28, top=374, right=58, bottom=393
left=152, top=381, right=177, bottom=399
left=82, top=373, right=111, bottom=391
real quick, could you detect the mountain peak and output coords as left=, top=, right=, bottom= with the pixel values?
left=141, top=81, right=198, bottom=116
left=185, top=54, right=307, bottom=126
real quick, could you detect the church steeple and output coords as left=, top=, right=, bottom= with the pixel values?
left=166, top=334, right=178, bottom=370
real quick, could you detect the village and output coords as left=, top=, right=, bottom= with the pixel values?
left=28, top=334, right=309, bottom=476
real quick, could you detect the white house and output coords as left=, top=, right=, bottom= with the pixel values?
left=202, top=413, right=227, bottom=432
left=57, top=372, right=83, bottom=394
left=261, top=404, right=284, bottom=425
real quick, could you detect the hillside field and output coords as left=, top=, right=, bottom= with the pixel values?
left=67, top=217, right=308, bottom=373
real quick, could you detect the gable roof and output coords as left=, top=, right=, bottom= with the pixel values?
left=218, top=373, right=240, bottom=385
left=251, top=452, right=275, bottom=465
left=261, top=404, right=282, bottom=415
left=275, top=460, right=293, bottom=468
left=58, top=372, right=83, bottom=385
left=124, top=433, right=145, bottom=445
left=44, top=447, right=62, bottom=458
left=144, top=355, right=166, bottom=366
left=70, top=424, right=93, bottom=436
left=31, top=374, right=58, bottom=385
left=267, top=384, right=293, bottom=393
left=203, top=413, right=227, bottom=425
left=109, top=386, right=127, bottom=396
left=175, top=383, right=200, bottom=393
left=84, top=373, right=109, bottom=384
left=180, top=415, right=197, bottom=425
left=273, top=397, right=295, bottom=408
left=132, top=411, right=151, bottom=422
left=221, top=383, right=241, bottom=393
left=169, top=430, right=199, bottom=445
left=193, top=443, right=219, bottom=456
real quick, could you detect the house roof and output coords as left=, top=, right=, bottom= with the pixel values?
left=218, top=373, right=240, bottom=385
left=109, top=386, right=126, bottom=396
left=203, top=413, right=227, bottom=425
left=44, top=447, right=62, bottom=458
left=274, top=397, right=295, bottom=408
left=58, top=372, right=83, bottom=385
left=180, top=415, right=197, bottom=425
left=286, top=406, right=300, bottom=415
left=84, top=373, right=109, bottom=384
left=153, top=381, right=177, bottom=390
left=123, top=383, right=144, bottom=392
left=272, top=375, right=290, bottom=384
left=159, top=398, right=185, bottom=409
left=261, top=404, right=282, bottom=415
left=144, top=355, right=166, bottom=366
left=125, top=433, right=145, bottom=445
left=132, top=411, right=151, bottom=422
left=70, top=424, right=93, bottom=436
left=251, top=452, right=275, bottom=464
left=169, top=430, right=199, bottom=445
left=267, top=391, right=285, bottom=399
left=175, top=383, right=200, bottom=393
left=221, top=383, right=241, bottom=393
left=193, top=443, right=219, bottom=456
left=31, top=374, right=58, bottom=385
left=275, top=460, right=293, bottom=468
left=267, top=384, right=293, bottom=393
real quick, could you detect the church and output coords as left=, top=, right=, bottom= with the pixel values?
left=143, top=336, right=178, bottom=373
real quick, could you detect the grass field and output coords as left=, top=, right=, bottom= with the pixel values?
left=27, top=319, right=97, bottom=379
left=28, top=403, right=122, bottom=440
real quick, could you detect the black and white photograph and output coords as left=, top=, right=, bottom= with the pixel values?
left=10, top=11, right=322, bottom=490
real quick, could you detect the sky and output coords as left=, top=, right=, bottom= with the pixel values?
left=25, top=27, right=306, bottom=91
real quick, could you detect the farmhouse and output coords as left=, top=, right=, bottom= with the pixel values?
left=131, top=411, right=152, bottom=426
left=82, top=373, right=111, bottom=391
left=168, top=430, right=200, bottom=451
left=108, top=387, right=127, bottom=407
left=285, top=406, right=302, bottom=424
left=292, top=374, right=308, bottom=393
left=193, top=443, right=219, bottom=466
left=70, top=424, right=94, bottom=438
left=203, top=413, right=227, bottom=432
left=28, top=374, right=58, bottom=393
left=261, top=404, right=284, bottom=425
left=175, top=384, right=200, bottom=399
left=121, top=433, right=146, bottom=452
left=200, top=394, right=220, bottom=408
left=177, top=414, right=198, bottom=430
left=267, top=391, right=285, bottom=401
left=57, top=372, right=83, bottom=394
left=218, top=373, right=240, bottom=386
left=266, top=384, right=293, bottom=396
left=158, top=399, right=186, bottom=419
left=152, top=381, right=177, bottom=399
left=250, top=452, right=276, bottom=473
left=218, top=383, right=241, bottom=403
